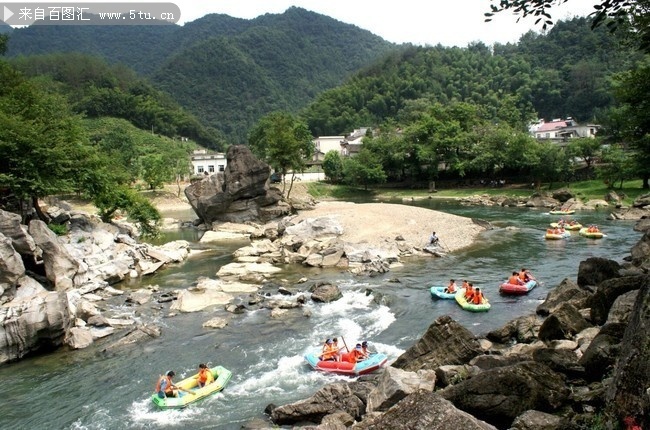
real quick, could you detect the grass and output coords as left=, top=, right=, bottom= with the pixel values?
left=306, top=180, right=648, bottom=204
left=560, top=179, right=645, bottom=205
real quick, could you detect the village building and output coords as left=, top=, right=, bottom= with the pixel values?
left=529, top=118, right=600, bottom=146
left=190, top=149, right=227, bottom=175
left=312, top=127, right=371, bottom=161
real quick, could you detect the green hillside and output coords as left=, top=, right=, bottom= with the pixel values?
left=11, top=53, right=224, bottom=149
left=301, top=17, right=639, bottom=136
left=6, top=7, right=394, bottom=143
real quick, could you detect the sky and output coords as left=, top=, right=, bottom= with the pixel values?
left=4, top=0, right=598, bottom=47
left=174, top=0, right=598, bottom=47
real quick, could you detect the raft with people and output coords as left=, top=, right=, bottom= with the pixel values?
left=454, top=289, right=491, bottom=312
left=550, top=221, right=582, bottom=231
left=579, top=226, right=605, bottom=239
left=499, top=279, right=538, bottom=295
left=429, top=286, right=457, bottom=300
left=549, top=209, right=576, bottom=215
left=151, top=365, right=232, bottom=410
left=304, top=345, right=388, bottom=376
left=544, top=229, right=571, bottom=240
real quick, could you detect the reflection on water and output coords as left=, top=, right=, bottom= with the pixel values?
left=0, top=199, right=642, bottom=429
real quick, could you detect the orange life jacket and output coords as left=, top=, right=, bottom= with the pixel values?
left=348, top=349, right=364, bottom=363
left=464, top=287, right=473, bottom=299
left=447, top=282, right=456, bottom=293
left=197, top=368, right=210, bottom=383
left=509, top=275, right=520, bottom=285
left=321, top=343, right=336, bottom=360
left=472, top=292, right=483, bottom=304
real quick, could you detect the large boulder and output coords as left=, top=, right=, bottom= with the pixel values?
left=366, top=366, right=436, bottom=413
left=270, top=382, right=365, bottom=425
left=510, top=410, right=564, bottom=430
left=392, top=315, right=481, bottom=371
left=578, top=322, right=627, bottom=381
left=0, top=210, right=38, bottom=255
left=630, top=232, right=650, bottom=270
left=487, top=314, right=543, bottom=344
left=531, top=348, right=584, bottom=378
left=587, top=275, right=645, bottom=325
left=0, top=291, right=70, bottom=365
left=440, top=361, right=569, bottom=429
left=632, top=193, right=650, bottom=208
left=184, top=145, right=286, bottom=224
left=0, top=233, right=26, bottom=298
left=577, top=257, right=621, bottom=288
left=605, top=275, right=650, bottom=429
left=28, top=220, right=79, bottom=290
left=356, top=391, right=497, bottom=430
left=538, top=303, right=591, bottom=342
left=552, top=188, right=575, bottom=203
left=536, top=278, right=592, bottom=316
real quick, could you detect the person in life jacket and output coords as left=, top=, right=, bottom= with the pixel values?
left=320, top=338, right=337, bottom=361
left=472, top=287, right=485, bottom=305
left=461, top=280, right=470, bottom=291
left=509, top=271, right=523, bottom=285
left=464, top=282, right=474, bottom=300
left=332, top=337, right=343, bottom=361
left=360, top=341, right=372, bottom=360
left=195, top=363, right=214, bottom=388
left=519, top=268, right=530, bottom=283
left=444, top=279, right=457, bottom=294
left=348, top=344, right=365, bottom=363
left=155, top=371, right=178, bottom=398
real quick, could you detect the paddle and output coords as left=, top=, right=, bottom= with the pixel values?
left=176, top=386, right=196, bottom=396
left=340, top=336, right=350, bottom=353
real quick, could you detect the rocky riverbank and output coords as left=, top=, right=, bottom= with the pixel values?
left=0, top=204, right=198, bottom=363
left=259, top=218, right=650, bottom=430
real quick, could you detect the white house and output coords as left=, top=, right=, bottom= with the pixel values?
left=312, top=128, right=372, bottom=161
left=312, top=136, right=345, bottom=161
left=530, top=118, right=600, bottom=145
left=190, top=149, right=227, bottom=175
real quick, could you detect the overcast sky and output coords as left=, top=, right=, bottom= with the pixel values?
left=175, top=0, right=597, bottom=47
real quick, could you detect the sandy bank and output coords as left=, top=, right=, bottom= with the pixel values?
left=291, top=201, right=484, bottom=253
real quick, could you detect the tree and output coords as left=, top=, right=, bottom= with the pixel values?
left=0, top=34, right=8, bottom=56
left=485, top=0, right=650, bottom=53
left=91, top=183, right=161, bottom=237
left=322, top=150, right=344, bottom=183
left=609, top=59, right=650, bottom=188
left=0, top=61, right=93, bottom=221
left=342, top=149, right=386, bottom=190
left=598, top=144, right=635, bottom=188
left=248, top=111, right=314, bottom=198
left=566, top=137, right=603, bottom=169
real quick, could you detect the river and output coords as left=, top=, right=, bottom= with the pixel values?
left=0, top=200, right=641, bottom=430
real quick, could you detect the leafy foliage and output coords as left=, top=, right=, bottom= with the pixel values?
left=486, top=0, right=650, bottom=53
left=322, top=150, right=344, bottom=183
left=248, top=111, right=314, bottom=198
left=302, top=18, right=635, bottom=139
left=7, top=8, right=393, bottom=144
left=11, top=53, right=225, bottom=149
left=607, top=56, right=650, bottom=187
left=0, top=60, right=92, bottom=218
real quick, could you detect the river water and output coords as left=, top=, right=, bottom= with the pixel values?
left=0, top=200, right=642, bottom=430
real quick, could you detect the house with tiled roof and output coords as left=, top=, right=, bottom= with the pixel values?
left=312, top=127, right=372, bottom=161
left=529, top=118, right=600, bottom=145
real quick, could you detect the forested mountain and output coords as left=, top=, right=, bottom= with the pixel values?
left=11, top=53, right=224, bottom=148
left=6, top=7, right=394, bottom=143
left=302, top=18, right=640, bottom=136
